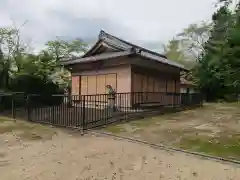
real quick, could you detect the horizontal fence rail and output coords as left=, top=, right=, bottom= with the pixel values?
left=0, top=92, right=203, bottom=131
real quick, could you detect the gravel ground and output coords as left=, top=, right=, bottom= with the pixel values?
left=0, top=131, right=240, bottom=180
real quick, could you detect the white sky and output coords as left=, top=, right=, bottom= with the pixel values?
left=0, top=0, right=217, bottom=52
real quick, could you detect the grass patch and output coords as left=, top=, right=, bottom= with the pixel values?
left=0, top=116, right=57, bottom=141
left=127, top=114, right=176, bottom=127
left=0, top=116, right=14, bottom=123
left=176, top=135, right=240, bottom=160
left=104, top=125, right=126, bottom=134
left=103, top=103, right=240, bottom=160
left=129, top=118, right=158, bottom=127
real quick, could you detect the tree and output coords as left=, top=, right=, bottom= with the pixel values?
left=163, top=38, right=185, bottom=61
left=45, top=38, right=88, bottom=62
left=162, top=38, right=196, bottom=69
left=44, top=38, right=88, bottom=89
left=0, top=22, right=88, bottom=98
left=0, top=21, right=30, bottom=89
left=162, top=21, right=211, bottom=71
left=177, top=21, right=212, bottom=59
left=0, top=27, right=19, bottom=89
left=193, top=0, right=240, bottom=101
left=220, top=0, right=240, bottom=96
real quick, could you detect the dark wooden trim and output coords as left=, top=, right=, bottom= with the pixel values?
left=131, top=64, right=179, bottom=79
left=166, top=79, right=168, bottom=93
left=130, top=66, right=133, bottom=93
left=174, top=80, right=177, bottom=93
left=174, top=79, right=177, bottom=105
left=71, top=62, right=129, bottom=74
left=115, top=73, right=118, bottom=93
left=96, top=74, right=97, bottom=94
left=79, top=76, right=81, bottom=96
left=104, top=74, right=106, bottom=94
left=80, top=72, right=117, bottom=77
left=153, top=77, right=155, bottom=92
left=86, top=76, right=88, bottom=95
left=130, top=67, right=133, bottom=105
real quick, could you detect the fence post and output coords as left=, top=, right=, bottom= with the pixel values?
left=26, top=95, right=31, bottom=121
left=11, top=94, right=16, bottom=120
left=81, top=95, right=86, bottom=135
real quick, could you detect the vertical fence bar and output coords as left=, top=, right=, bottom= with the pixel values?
left=82, top=95, right=86, bottom=132
left=76, top=95, right=80, bottom=128
left=26, top=95, right=31, bottom=121
left=51, top=95, right=54, bottom=125
left=105, top=94, right=108, bottom=125
left=72, top=95, right=76, bottom=128
left=11, top=94, right=16, bottom=120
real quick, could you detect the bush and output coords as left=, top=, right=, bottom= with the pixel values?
left=0, top=90, right=26, bottom=110
left=10, top=75, right=64, bottom=106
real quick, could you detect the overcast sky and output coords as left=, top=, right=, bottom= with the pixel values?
left=0, top=0, right=217, bottom=52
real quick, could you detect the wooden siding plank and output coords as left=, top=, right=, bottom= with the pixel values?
left=142, top=75, right=148, bottom=92
left=71, top=76, right=80, bottom=95
left=160, top=79, right=166, bottom=92
left=133, top=73, right=142, bottom=92
left=153, top=78, right=159, bottom=92
left=148, top=76, right=154, bottom=92
left=96, top=75, right=106, bottom=102
left=167, top=80, right=174, bottom=92
left=80, top=76, right=88, bottom=95
left=96, top=75, right=106, bottom=94
left=87, top=75, right=97, bottom=95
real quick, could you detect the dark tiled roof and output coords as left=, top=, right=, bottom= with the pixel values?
left=61, top=30, right=188, bottom=70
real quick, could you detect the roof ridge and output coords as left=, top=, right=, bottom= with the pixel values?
left=99, top=30, right=167, bottom=59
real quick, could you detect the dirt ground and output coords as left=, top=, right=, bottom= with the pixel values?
left=104, top=103, right=240, bottom=160
left=1, top=103, right=240, bottom=180
left=0, top=119, right=240, bottom=180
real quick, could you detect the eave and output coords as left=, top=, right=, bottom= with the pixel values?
left=61, top=30, right=189, bottom=71
left=62, top=51, right=134, bottom=66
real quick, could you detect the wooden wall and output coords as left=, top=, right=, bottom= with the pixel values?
left=131, top=66, right=180, bottom=105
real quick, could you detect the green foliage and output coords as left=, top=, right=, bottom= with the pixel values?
left=177, top=21, right=212, bottom=57
left=10, top=74, right=64, bottom=105
left=45, top=38, right=88, bottom=61
left=163, top=1, right=239, bottom=102
left=163, top=21, right=211, bottom=70
left=163, top=38, right=196, bottom=69
left=0, top=24, right=88, bottom=106
left=194, top=1, right=240, bottom=101
left=163, top=38, right=185, bottom=60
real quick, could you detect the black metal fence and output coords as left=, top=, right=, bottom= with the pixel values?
left=0, top=92, right=26, bottom=119
left=0, top=92, right=203, bottom=131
